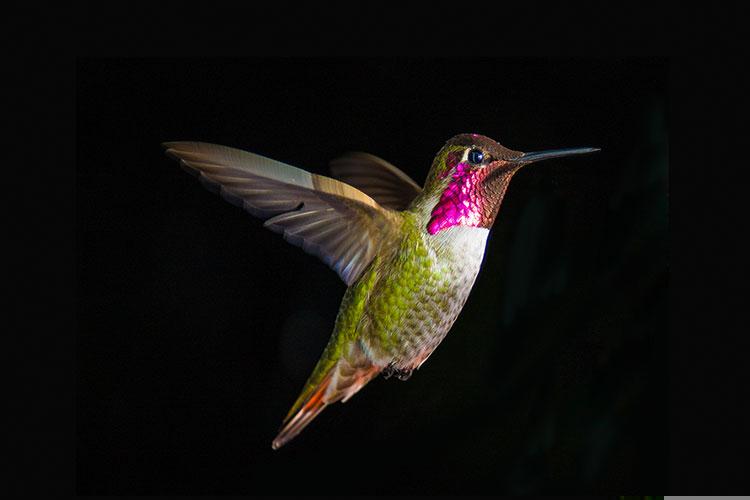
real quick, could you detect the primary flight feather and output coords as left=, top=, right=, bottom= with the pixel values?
left=163, top=134, right=598, bottom=449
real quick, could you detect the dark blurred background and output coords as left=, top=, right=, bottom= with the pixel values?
left=76, top=58, right=667, bottom=494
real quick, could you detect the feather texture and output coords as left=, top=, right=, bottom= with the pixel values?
left=163, top=142, right=399, bottom=286
left=329, top=152, right=422, bottom=211
left=272, top=340, right=380, bottom=450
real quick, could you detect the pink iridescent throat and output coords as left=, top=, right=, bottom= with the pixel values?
left=427, top=160, right=490, bottom=235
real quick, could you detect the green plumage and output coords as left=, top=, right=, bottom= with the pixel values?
left=163, top=134, right=598, bottom=450
left=286, top=205, right=490, bottom=419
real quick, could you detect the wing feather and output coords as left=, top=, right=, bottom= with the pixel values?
left=329, top=152, right=423, bottom=210
left=164, top=141, right=399, bottom=286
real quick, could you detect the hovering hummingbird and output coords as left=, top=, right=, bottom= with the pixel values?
left=163, top=134, right=598, bottom=449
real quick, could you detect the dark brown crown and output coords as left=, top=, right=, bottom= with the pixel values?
left=445, top=133, right=524, bottom=161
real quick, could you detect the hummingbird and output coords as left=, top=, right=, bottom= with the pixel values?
left=163, top=133, right=598, bottom=450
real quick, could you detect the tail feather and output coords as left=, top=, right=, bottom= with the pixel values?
left=272, top=347, right=381, bottom=450
left=272, top=373, right=333, bottom=450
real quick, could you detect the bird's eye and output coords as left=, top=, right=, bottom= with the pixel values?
left=467, top=148, right=484, bottom=165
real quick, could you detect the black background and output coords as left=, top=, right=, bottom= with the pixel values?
left=76, top=58, right=667, bottom=494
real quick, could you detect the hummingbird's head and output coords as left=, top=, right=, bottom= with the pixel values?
left=424, top=133, right=599, bottom=235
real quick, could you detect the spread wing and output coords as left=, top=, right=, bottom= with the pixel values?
left=163, top=142, right=399, bottom=286
left=329, top=152, right=422, bottom=211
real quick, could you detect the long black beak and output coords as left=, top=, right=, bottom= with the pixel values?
left=513, top=147, right=600, bottom=164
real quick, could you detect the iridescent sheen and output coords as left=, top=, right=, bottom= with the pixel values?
left=164, top=132, right=598, bottom=450
left=427, top=161, right=489, bottom=235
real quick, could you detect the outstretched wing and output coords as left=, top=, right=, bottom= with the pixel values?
left=164, top=142, right=399, bottom=286
left=329, top=152, right=422, bottom=211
